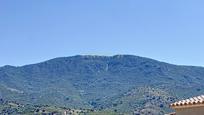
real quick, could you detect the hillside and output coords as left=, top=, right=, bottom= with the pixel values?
left=1, top=55, right=204, bottom=114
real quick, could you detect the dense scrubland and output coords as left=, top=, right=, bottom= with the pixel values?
left=1, top=55, right=204, bottom=114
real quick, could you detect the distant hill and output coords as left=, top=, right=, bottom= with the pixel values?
left=1, top=55, right=204, bottom=114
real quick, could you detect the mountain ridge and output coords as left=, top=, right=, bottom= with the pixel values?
left=1, top=54, right=204, bottom=114
left=1, top=55, right=203, bottom=68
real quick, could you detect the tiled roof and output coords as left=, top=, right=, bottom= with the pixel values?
left=170, top=95, right=204, bottom=108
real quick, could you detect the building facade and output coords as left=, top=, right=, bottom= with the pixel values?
left=170, top=95, right=204, bottom=115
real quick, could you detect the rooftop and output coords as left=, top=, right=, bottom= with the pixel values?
left=170, top=95, right=204, bottom=109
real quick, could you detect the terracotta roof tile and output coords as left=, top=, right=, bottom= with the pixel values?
left=170, top=95, right=204, bottom=108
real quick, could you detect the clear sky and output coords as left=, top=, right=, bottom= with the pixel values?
left=0, top=0, right=204, bottom=67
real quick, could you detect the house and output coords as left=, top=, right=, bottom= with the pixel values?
left=169, top=95, right=204, bottom=115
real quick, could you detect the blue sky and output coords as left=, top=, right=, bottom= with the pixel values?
left=0, top=0, right=204, bottom=66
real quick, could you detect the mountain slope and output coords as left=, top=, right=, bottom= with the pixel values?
left=1, top=55, right=204, bottom=114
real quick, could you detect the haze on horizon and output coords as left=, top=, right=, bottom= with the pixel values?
left=0, top=0, right=204, bottom=67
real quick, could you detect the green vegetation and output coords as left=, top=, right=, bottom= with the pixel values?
left=1, top=55, right=204, bottom=114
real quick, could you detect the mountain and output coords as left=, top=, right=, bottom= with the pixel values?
left=1, top=55, right=204, bottom=114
